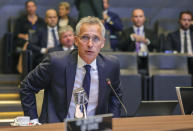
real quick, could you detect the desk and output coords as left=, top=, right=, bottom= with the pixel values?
left=1, top=115, right=193, bottom=131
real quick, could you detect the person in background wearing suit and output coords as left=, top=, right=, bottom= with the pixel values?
left=166, top=11, right=193, bottom=55
left=48, top=25, right=75, bottom=53
left=58, top=2, right=77, bottom=30
left=27, top=9, right=59, bottom=68
left=13, top=0, right=45, bottom=73
left=118, top=8, right=157, bottom=53
left=102, top=0, right=123, bottom=51
left=74, top=0, right=103, bottom=20
left=20, top=16, right=122, bottom=124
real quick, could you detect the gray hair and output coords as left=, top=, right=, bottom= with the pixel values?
left=75, top=16, right=105, bottom=38
left=58, top=25, right=74, bottom=36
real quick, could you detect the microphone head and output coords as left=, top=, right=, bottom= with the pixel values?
left=106, top=78, right=111, bottom=85
left=73, top=87, right=88, bottom=105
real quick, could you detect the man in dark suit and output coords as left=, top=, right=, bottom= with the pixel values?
left=48, top=25, right=75, bottom=53
left=74, top=0, right=103, bottom=20
left=118, top=8, right=157, bottom=52
left=166, top=11, right=193, bottom=54
left=27, top=9, right=59, bottom=67
left=102, top=0, right=123, bottom=51
left=20, top=16, right=121, bottom=124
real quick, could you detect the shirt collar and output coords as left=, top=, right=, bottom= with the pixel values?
left=77, top=55, right=97, bottom=71
left=133, top=25, right=144, bottom=32
left=48, top=26, right=58, bottom=31
left=180, top=28, right=190, bottom=34
left=62, top=45, right=74, bottom=51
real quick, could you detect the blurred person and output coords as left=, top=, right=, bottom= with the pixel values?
left=48, top=25, right=75, bottom=53
left=58, top=2, right=77, bottom=30
left=27, top=9, right=59, bottom=68
left=102, top=0, right=123, bottom=51
left=166, top=11, right=193, bottom=55
left=74, top=0, right=103, bottom=20
left=20, top=16, right=121, bottom=123
left=118, top=8, right=158, bottom=53
left=13, top=0, right=45, bottom=73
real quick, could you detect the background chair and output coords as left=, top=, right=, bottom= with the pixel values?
left=103, top=52, right=142, bottom=116
left=148, top=53, right=192, bottom=114
left=176, top=87, right=193, bottom=115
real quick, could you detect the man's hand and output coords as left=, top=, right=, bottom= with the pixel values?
left=131, top=34, right=149, bottom=44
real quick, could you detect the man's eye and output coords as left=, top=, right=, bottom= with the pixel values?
left=93, top=36, right=100, bottom=42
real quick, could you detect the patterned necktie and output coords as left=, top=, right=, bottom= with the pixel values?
left=51, top=28, right=58, bottom=46
left=184, top=31, right=188, bottom=53
left=136, top=28, right=140, bottom=52
left=83, top=65, right=91, bottom=99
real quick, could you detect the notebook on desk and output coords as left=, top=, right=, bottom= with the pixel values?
left=135, top=100, right=178, bottom=116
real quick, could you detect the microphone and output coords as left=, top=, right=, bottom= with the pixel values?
left=73, top=87, right=88, bottom=118
left=106, top=78, right=128, bottom=117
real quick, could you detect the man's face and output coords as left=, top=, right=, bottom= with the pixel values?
left=59, top=31, right=74, bottom=48
left=103, top=0, right=109, bottom=10
left=58, top=6, right=69, bottom=17
left=75, top=24, right=105, bottom=64
left=26, top=1, right=37, bottom=15
left=179, top=13, right=192, bottom=30
left=45, top=10, right=58, bottom=27
left=131, top=9, right=146, bottom=27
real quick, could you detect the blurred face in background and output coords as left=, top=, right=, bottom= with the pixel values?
left=58, top=6, right=69, bottom=17
left=131, top=9, right=146, bottom=27
left=60, top=31, right=74, bottom=48
left=179, top=13, right=192, bottom=30
left=103, top=0, right=109, bottom=10
left=45, top=9, right=58, bottom=27
left=26, top=1, right=37, bottom=15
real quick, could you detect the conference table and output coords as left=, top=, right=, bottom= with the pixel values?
left=1, top=115, right=193, bottom=131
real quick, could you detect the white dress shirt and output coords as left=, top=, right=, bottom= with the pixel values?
left=131, top=25, right=150, bottom=52
left=67, top=55, right=99, bottom=118
left=62, top=45, right=74, bottom=51
left=41, top=26, right=59, bottom=54
left=180, top=29, right=192, bottom=54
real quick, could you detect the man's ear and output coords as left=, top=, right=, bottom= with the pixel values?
left=74, top=36, right=79, bottom=47
left=100, top=39, right=105, bottom=48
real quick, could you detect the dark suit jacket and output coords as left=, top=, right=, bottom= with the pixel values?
left=20, top=49, right=121, bottom=123
left=74, top=0, right=103, bottom=20
left=165, top=30, right=193, bottom=52
left=104, top=10, right=123, bottom=50
left=118, top=27, right=158, bottom=52
left=47, top=44, right=64, bottom=53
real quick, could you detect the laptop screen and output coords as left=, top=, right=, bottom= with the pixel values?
left=135, top=100, right=178, bottom=116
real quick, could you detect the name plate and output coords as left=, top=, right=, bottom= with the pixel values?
left=65, top=114, right=113, bottom=131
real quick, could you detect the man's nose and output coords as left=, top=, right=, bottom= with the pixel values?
left=87, top=38, right=93, bottom=47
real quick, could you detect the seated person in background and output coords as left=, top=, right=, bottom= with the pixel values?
left=118, top=8, right=158, bottom=53
left=20, top=16, right=121, bottom=123
left=13, top=0, right=45, bottom=72
left=48, top=25, right=75, bottom=53
left=27, top=9, right=59, bottom=67
left=102, top=0, right=123, bottom=51
left=58, top=2, right=77, bottom=30
left=166, top=11, right=193, bottom=55
left=14, top=0, right=45, bottom=49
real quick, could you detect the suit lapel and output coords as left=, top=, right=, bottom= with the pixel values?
left=66, top=51, right=78, bottom=110
left=96, top=55, right=107, bottom=114
left=190, top=30, right=193, bottom=51
left=176, top=31, right=181, bottom=52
